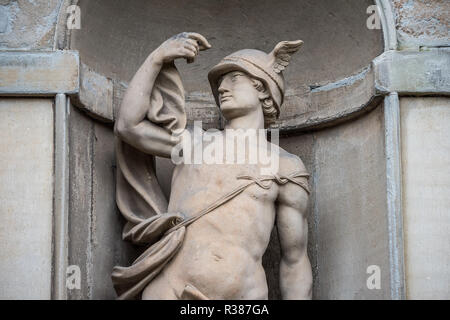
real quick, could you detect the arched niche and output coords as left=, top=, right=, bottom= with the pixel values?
left=70, top=0, right=383, bottom=92
left=65, top=0, right=390, bottom=300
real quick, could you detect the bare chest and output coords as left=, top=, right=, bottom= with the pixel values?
left=168, top=162, right=279, bottom=218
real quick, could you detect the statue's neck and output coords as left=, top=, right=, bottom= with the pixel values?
left=224, top=107, right=265, bottom=131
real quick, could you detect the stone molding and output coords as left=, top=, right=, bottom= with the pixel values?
left=0, top=49, right=448, bottom=130
left=374, top=49, right=450, bottom=95
left=0, top=50, right=79, bottom=95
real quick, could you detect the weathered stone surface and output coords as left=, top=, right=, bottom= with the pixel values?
left=72, top=63, right=114, bottom=122
left=312, top=106, right=390, bottom=299
left=0, top=5, right=8, bottom=33
left=91, top=121, right=140, bottom=299
left=112, top=64, right=377, bottom=133
left=374, top=49, right=450, bottom=95
left=53, top=93, right=70, bottom=300
left=375, top=0, right=397, bottom=50
left=274, top=66, right=380, bottom=132
left=383, top=93, right=405, bottom=300
left=0, top=0, right=61, bottom=50
left=391, top=0, right=450, bottom=49
left=400, top=97, right=450, bottom=299
left=69, top=0, right=385, bottom=128
left=185, top=92, right=223, bottom=130
left=111, top=66, right=380, bottom=133
left=0, top=98, right=54, bottom=299
left=0, top=51, right=79, bottom=95
left=280, top=106, right=391, bottom=299
left=68, top=106, right=139, bottom=299
left=71, top=0, right=383, bottom=92
left=67, top=103, right=94, bottom=300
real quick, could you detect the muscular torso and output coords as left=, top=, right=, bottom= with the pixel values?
left=143, top=130, right=298, bottom=299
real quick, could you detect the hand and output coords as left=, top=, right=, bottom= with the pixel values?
left=153, top=32, right=212, bottom=64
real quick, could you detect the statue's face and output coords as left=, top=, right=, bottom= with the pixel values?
left=217, top=71, right=261, bottom=120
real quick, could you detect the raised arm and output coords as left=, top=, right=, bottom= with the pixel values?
left=114, top=32, right=211, bottom=158
left=276, top=158, right=312, bottom=300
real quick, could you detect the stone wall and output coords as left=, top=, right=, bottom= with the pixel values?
left=71, top=0, right=382, bottom=92
left=0, top=98, right=54, bottom=299
left=400, top=97, right=450, bottom=299
left=288, top=106, right=390, bottom=299
left=0, top=0, right=61, bottom=50
left=391, top=0, right=449, bottom=49
left=0, top=0, right=449, bottom=300
left=67, top=105, right=139, bottom=299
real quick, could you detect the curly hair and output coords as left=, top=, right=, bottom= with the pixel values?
left=251, top=78, right=278, bottom=125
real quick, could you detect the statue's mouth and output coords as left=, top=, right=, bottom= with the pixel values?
left=220, top=95, right=232, bottom=103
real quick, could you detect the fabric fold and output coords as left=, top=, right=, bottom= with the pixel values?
left=112, top=62, right=187, bottom=300
left=112, top=223, right=185, bottom=300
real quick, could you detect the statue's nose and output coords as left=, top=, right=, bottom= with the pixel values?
left=218, top=81, right=230, bottom=95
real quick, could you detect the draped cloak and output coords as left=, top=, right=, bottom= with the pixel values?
left=111, top=62, right=311, bottom=300
left=111, top=63, right=187, bottom=300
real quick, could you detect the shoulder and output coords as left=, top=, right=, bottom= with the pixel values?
left=276, top=146, right=308, bottom=177
left=275, top=147, right=310, bottom=209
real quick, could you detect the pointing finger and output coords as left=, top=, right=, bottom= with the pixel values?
left=185, top=39, right=199, bottom=54
left=187, top=32, right=212, bottom=50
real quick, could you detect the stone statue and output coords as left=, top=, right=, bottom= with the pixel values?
left=112, top=32, right=312, bottom=300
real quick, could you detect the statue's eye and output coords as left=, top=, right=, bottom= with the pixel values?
left=232, top=73, right=242, bottom=81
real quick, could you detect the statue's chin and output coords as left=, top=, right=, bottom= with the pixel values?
left=220, top=103, right=239, bottom=119
left=221, top=103, right=248, bottom=118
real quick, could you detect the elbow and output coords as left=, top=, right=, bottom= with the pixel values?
left=114, top=118, right=133, bottom=140
left=113, top=120, right=124, bottom=139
